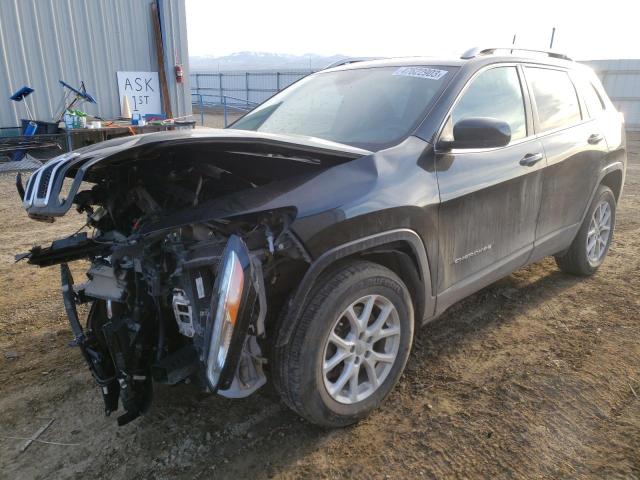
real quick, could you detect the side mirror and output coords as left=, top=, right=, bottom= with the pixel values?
left=438, top=117, right=511, bottom=150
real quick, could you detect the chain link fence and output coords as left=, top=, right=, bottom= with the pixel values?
left=190, top=70, right=314, bottom=107
left=190, top=70, right=315, bottom=126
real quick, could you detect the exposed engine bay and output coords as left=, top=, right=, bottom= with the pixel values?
left=16, top=130, right=366, bottom=425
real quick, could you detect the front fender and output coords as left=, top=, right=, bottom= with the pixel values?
left=275, top=228, right=434, bottom=347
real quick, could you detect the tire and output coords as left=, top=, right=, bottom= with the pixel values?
left=555, top=185, right=616, bottom=276
left=273, top=260, right=414, bottom=427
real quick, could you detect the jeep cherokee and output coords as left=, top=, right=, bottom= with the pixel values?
left=16, top=47, right=626, bottom=427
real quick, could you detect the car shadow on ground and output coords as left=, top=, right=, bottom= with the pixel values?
left=419, top=264, right=583, bottom=351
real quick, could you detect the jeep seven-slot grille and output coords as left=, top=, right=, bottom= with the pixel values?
left=24, top=173, right=37, bottom=201
left=36, top=163, right=57, bottom=198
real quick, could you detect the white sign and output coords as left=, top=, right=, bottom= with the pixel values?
left=117, top=71, right=162, bottom=115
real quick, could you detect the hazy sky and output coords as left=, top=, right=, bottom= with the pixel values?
left=186, top=0, right=638, bottom=60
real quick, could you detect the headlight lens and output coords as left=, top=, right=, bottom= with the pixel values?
left=206, top=250, right=245, bottom=388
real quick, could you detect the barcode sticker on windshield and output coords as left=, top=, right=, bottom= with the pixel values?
left=393, top=67, right=448, bottom=80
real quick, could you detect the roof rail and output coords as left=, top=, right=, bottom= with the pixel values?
left=323, top=57, right=382, bottom=70
left=460, top=47, right=572, bottom=62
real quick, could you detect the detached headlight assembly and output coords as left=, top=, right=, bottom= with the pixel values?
left=205, top=235, right=255, bottom=390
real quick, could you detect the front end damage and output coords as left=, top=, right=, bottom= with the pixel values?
left=16, top=130, right=367, bottom=425
left=55, top=228, right=269, bottom=426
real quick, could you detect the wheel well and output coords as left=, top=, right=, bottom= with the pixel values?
left=273, top=231, right=432, bottom=348
left=340, top=244, right=426, bottom=325
left=359, top=248, right=426, bottom=327
left=601, top=169, right=623, bottom=201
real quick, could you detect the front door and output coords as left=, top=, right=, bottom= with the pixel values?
left=434, top=65, right=545, bottom=312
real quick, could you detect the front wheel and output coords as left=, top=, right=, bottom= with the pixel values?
left=273, top=261, right=414, bottom=427
left=555, top=185, right=616, bottom=276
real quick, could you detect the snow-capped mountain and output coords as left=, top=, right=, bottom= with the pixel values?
left=189, top=52, right=349, bottom=72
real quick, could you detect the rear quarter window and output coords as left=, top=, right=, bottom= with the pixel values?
left=579, top=78, right=606, bottom=118
left=526, top=67, right=582, bottom=132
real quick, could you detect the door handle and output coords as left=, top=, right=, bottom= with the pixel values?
left=588, top=133, right=604, bottom=144
left=519, top=152, right=544, bottom=167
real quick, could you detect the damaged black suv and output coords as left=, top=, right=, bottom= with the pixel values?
left=18, top=47, right=626, bottom=427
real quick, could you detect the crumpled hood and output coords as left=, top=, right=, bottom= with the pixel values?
left=65, top=127, right=371, bottom=159
left=19, top=128, right=371, bottom=220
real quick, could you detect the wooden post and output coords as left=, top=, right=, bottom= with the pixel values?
left=151, top=2, right=173, bottom=119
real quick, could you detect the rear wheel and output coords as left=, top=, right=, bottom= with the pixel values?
left=273, top=260, right=414, bottom=427
left=555, top=185, right=616, bottom=275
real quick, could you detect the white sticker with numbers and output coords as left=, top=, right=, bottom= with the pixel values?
left=393, top=67, right=448, bottom=80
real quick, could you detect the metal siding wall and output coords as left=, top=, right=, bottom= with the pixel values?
left=0, top=0, right=190, bottom=128
left=585, top=59, right=640, bottom=131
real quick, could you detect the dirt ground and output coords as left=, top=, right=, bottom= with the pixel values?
left=0, top=133, right=639, bottom=480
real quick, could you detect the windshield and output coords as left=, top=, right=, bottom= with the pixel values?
left=230, top=66, right=455, bottom=150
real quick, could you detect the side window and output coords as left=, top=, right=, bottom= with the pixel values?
left=450, top=66, right=527, bottom=142
left=526, top=67, right=582, bottom=131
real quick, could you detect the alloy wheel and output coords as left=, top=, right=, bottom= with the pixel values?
left=586, top=200, right=612, bottom=265
left=321, top=294, right=401, bottom=404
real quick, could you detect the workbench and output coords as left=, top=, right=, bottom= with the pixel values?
left=64, top=124, right=174, bottom=150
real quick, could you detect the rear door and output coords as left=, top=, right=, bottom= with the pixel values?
left=434, top=65, right=545, bottom=309
left=524, top=66, right=609, bottom=258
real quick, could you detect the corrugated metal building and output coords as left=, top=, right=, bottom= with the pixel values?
left=0, top=0, right=191, bottom=128
left=585, top=60, right=640, bottom=131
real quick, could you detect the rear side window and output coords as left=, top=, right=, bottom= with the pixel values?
left=526, top=67, right=581, bottom=132
left=451, top=66, right=527, bottom=141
